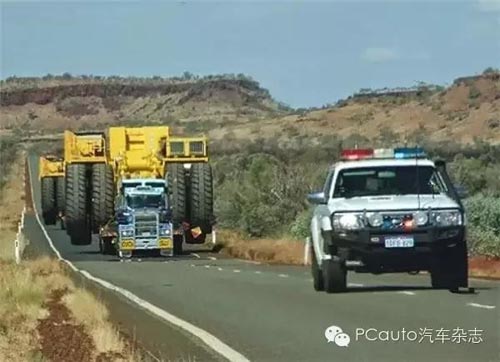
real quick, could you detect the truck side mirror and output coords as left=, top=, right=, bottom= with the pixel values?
left=307, top=191, right=327, bottom=205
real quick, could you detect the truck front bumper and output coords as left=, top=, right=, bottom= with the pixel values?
left=326, top=226, right=466, bottom=273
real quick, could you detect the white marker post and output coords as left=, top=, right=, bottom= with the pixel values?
left=304, top=237, right=311, bottom=265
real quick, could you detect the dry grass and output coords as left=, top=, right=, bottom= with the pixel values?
left=217, top=229, right=305, bottom=265
left=0, top=155, right=139, bottom=361
left=0, top=156, right=25, bottom=260
left=63, top=290, right=127, bottom=357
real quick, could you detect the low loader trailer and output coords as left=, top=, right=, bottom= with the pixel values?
left=51, top=126, right=214, bottom=257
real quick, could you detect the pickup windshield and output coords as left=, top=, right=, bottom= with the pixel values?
left=333, top=166, right=446, bottom=198
left=126, top=194, right=164, bottom=208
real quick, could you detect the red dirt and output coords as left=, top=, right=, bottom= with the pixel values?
left=37, top=289, right=94, bottom=362
left=469, top=256, right=500, bottom=279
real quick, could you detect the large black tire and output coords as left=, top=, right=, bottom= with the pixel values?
left=91, top=163, right=114, bottom=233
left=323, top=259, right=347, bottom=293
left=189, top=163, right=214, bottom=234
left=166, top=164, right=187, bottom=226
left=65, top=164, right=92, bottom=245
left=431, top=243, right=468, bottom=291
left=55, top=176, right=65, bottom=229
left=311, top=245, right=324, bottom=291
left=41, top=177, right=57, bottom=225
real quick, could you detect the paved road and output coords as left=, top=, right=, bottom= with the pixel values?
left=26, top=157, right=499, bottom=362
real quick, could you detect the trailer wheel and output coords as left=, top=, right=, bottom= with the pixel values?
left=91, top=163, right=114, bottom=233
left=166, top=164, right=187, bottom=225
left=55, top=176, right=65, bottom=229
left=173, top=235, right=183, bottom=256
left=65, top=164, right=92, bottom=245
left=189, top=163, right=214, bottom=234
left=41, top=177, right=57, bottom=225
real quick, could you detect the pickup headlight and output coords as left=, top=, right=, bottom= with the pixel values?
left=432, top=210, right=462, bottom=226
left=120, top=229, right=134, bottom=237
left=333, top=213, right=364, bottom=230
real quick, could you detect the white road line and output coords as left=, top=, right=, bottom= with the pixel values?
left=28, top=160, right=250, bottom=362
left=233, top=269, right=241, bottom=273
left=255, top=271, right=262, bottom=275
left=191, top=253, right=201, bottom=259
left=347, top=283, right=364, bottom=287
left=398, top=291, right=416, bottom=296
left=208, top=256, right=217, bottom=261
left=278, top=274, right=289, bottom=278
left=217, top=267, right=223, bottom=271
left=204, top=265, right=210, bottom=269
left=467, top=303, right=496, bottom=310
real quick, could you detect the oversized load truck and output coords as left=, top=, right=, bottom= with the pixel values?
left=39, top=155, right=65, bottom=226
left=63, top=126, right=214, bottom=257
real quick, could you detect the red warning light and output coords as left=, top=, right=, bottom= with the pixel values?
left=341, top=149, right=374, bottom=160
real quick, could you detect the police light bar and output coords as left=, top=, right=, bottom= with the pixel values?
left=340, top=147, right=426, bottom=161
left=394, top=147, right=426, bottom=159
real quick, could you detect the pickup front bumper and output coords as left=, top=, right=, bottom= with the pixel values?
left=325, top=226, right=466, bottom=273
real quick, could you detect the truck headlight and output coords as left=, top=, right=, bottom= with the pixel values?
left=159, top=228, right=171, bottom=236
left=120, top=229, right=134, bottom=237
left=432, top=210, right=462, bottom=226
left=333, top=213, right=363, bottom=230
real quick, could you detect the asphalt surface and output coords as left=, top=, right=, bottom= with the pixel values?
left=26, top=157, right=499, bottom=362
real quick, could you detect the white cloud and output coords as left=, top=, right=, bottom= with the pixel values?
left=476, top=0, right=500, bottom=12
left=361, top=47, right=399, bottom=63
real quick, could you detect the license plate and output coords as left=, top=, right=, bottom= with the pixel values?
left=384, top=236, right=414, bottom=248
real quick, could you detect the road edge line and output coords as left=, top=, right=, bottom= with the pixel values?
left=28, top=157, right=249, bottom=362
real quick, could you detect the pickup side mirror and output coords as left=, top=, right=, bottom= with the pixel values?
left=307, top=191, right=327, bottom=205
left=454, top=184, right=468, bottom=199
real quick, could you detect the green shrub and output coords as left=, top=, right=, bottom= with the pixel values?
left=465, top=195, right=500, bottom=257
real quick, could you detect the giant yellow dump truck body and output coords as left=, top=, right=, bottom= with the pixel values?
left=39, top=155, right=64, bottom=179
left=64, top=130, right=107, bottom=164
left=108, top=126, right=209, bottom=180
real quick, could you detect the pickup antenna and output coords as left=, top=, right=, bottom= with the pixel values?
left=416, top=145, right=421, bottom=210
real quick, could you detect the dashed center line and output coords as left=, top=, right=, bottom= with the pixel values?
left=255, top=271, right=262, bottom=274
left=467, top=303, right=496, bottom=310
left=278, top=274, right=289, bottom=278
left=233, top=269, right=241, bottom=273
left=217, top=267, right=223, bottom=271
left=348, top=283, right=364, bottom=287
left=191, top=253, right=201, bottom=259
left=398, top=291, right=416, bottom=296
left=204, top=265, right=211, bottom=269
left=208, top=256, right=217, bottom=261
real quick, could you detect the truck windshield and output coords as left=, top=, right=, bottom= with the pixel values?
left=333, top=166, right=446, bottom=198
left=126, top=194, right=164, bottom=208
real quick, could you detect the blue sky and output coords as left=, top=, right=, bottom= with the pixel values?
left=1, top=0, right=499, bottom=107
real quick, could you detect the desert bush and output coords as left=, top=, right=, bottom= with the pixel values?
left=465, top=195, right=500, bottom=257
left=0, top=136, right=20, bottom=190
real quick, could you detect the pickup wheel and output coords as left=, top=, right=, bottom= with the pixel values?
left=311, top=245, right=324, bottom=291
left=322, top=258, right=347, bottom=293
left=431, top=242, right=468, bottom=291
left=41, top=177, right=57, bottom=225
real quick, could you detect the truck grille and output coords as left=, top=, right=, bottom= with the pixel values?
left=134, top=213, right=158, bottom=237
